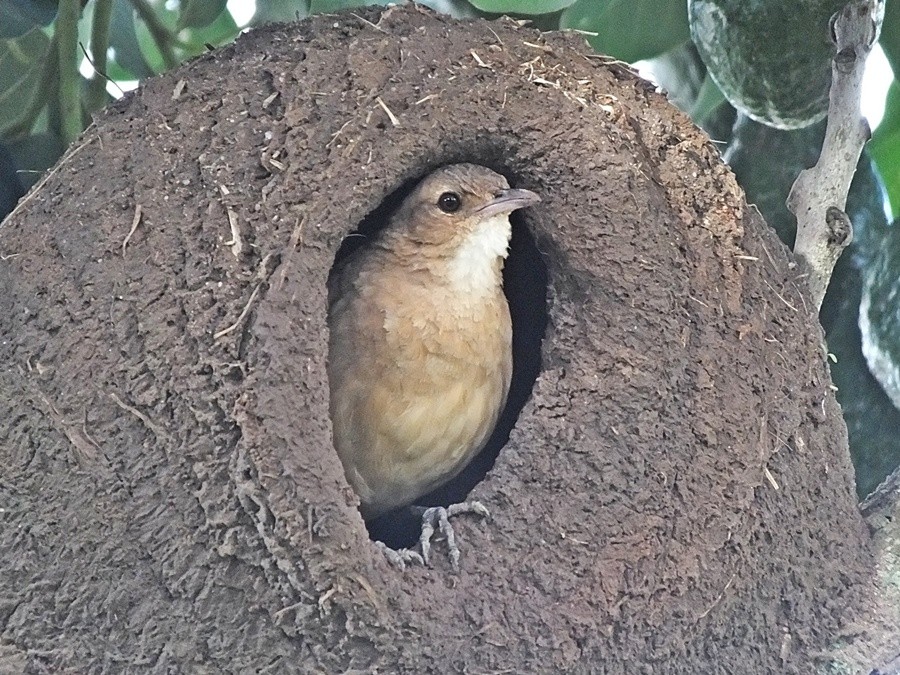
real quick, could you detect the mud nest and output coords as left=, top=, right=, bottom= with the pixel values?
left=0, top=5, right=872, bottom=673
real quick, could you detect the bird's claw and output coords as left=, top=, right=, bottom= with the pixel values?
left=416, top=501, right=490, bottom=571
left=374, top=541, right=425, bottom=571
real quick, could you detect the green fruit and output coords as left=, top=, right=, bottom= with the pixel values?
left=860, top=217, right=900, bottom=420
left=689, top=0, right=843, bottom=130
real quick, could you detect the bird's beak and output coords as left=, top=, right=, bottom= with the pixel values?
left=476, top=188, right=541, bottom=218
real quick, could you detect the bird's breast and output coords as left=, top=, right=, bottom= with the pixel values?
left=328, top=255, right=513, bottom=517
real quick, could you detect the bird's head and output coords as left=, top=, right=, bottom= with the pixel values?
left=386, top=164, right=541, bottom=256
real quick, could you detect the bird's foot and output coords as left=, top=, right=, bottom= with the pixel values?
left=374, top=541, right=425, bottom=571
left=415, top=501, right=490, bottom=571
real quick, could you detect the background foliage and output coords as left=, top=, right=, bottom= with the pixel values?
left=1, top=0, right=898, bottom=497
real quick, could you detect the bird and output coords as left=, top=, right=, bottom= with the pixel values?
left=326, top=163, right=540, bottom=569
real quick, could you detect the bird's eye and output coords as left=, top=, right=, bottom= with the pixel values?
left=437, top=192, right=462, bottom=213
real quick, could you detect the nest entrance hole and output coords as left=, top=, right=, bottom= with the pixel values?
left=329, top=165, right=548, bottom=550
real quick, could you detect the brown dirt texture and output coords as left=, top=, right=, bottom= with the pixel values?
left=0, top=5, right=874, bottom=673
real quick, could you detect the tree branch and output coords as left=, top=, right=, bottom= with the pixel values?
left=826, top=466, right=900, bottom=673
left=1, top=33, right=59, bottom=139
left=86, top=0, right=114, bottom=111
left=786, top=0, right=883, bottom=309
left=55, top=0, right=84, bottom=145
left=129, top=0, right=179, bottom=70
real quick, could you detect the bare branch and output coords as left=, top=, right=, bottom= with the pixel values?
left=826, top=467, right=900, bottom=672
left=786, top=0, right=884, bottom=308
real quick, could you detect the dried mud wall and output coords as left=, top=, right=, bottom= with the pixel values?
left=0, top=6, right=872, bottom=673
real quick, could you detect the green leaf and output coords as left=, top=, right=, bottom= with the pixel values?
left=0, top=0, right=58, bottom=38
left=77, top=0, right=95, bottom=57
left=640, top=42, right=704, bottom=113
left=304, top=0, right=480, bottom=18
left=420, top=0, right=479, bottom=18
left=179, top=8, right=239, bottom=54
left=104, top=59, right=139, bottom=82
left=560, top=0, right=689, bottom=63
left=5, top=131, right=64, bottom=189
left=0, top=140, right=26, bottom=217
left=689, top=71, right=726, bottom=125
left=870, top=81, right=900, bottom=220
left=252, top=0, right=309, bottom=24
left=109, top=0, right=154, bottom=78
left=132, top=2, right=180, bottom=73
left=467, top=0, right=575, bottom=14
left=309, top=0, right=392, bottom=12
left=177, top=0, right=227, bottom=29
left=881, top=0, right=900, bottom=75
left=0, top=29, right=50, bottom=136
left=133, top=15, right=168, bottom=73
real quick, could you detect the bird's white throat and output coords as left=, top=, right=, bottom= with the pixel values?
left=446, top=214, right=511, bottom=295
